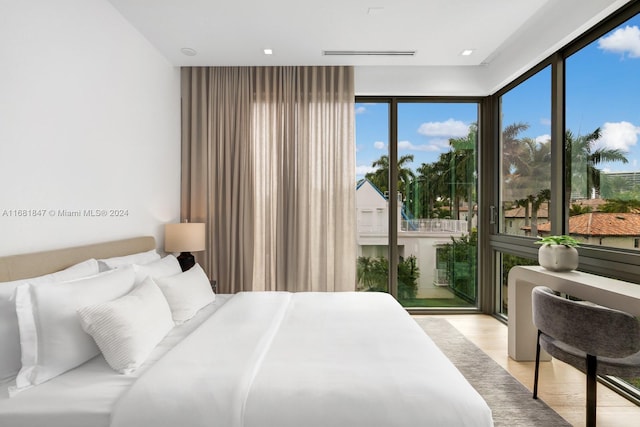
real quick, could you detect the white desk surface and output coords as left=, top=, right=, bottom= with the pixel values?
left=507, top=265, right=640, bottom=361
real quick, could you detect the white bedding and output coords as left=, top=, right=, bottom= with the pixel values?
left=0, top=295, right=233, bottom=427
left=111, top=292, right=493, bottom=427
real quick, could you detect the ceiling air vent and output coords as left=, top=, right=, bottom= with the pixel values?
left=322, top=50, right=416, bottom=56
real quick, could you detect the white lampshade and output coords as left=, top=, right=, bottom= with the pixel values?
left=165, top=222, right=205, bottom=252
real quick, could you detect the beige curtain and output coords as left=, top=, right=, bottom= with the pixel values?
left=181, top=66, right=355, bottom=293
left=181, top=67, right=255, bottom=293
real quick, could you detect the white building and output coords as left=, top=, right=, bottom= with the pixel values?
left=356, top=180, right=468, bottom=298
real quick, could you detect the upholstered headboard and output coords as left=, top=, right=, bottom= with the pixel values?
left=0, top=236, right=156, bottom=282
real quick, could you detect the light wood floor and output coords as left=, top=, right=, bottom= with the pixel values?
left=415, top=314, right=640, bottom=427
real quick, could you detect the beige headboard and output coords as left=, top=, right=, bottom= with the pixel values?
left=0, top=236, right=156, bottom=282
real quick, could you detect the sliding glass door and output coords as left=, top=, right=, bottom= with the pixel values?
left=356, top=98, right=480, bottom=309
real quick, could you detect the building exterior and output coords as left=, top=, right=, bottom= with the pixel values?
left=356, top=179, right=469, bottom=298
left=535, top=212, right=640, bottom=249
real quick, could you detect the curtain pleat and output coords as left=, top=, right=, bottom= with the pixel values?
left=181, top=67, right=254, bottom=293
left=181, top=66, right=355, bottom=293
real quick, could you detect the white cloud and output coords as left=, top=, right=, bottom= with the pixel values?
left=598, top=25, right=640, bottom=58
left=355, top=165, right=376, bottom=176
left=373, top=141, right=385, bottom=150
left=398, top=140, right=441, bottom=152
left=597, top=121, right=640, bottom=152
left=540, top=118, right=551, bottom=127
left=535, top=134, right=551, bottom=144
left=355, top=106, right=367, bottom=115
left=417, top=118, right=469, bottom=138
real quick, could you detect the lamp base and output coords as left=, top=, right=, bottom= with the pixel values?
left=177, top=252, right=195, bottom=271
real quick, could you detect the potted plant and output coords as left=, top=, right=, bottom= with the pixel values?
left=535, top=235, right=580, bottom=272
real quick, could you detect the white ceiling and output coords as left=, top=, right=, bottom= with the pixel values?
left=107, top=0, right=632, bottom=93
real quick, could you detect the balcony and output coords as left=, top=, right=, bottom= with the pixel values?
left=400, top=219, right=468, bottom=233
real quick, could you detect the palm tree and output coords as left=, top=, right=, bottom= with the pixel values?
left=412, top=163, right=439, bottom=219
left=566, top=128, right=628, bottom=201
left=513, top=198, right=531, bottom=227
left=508, top=137, right=551, bottom=234
left=364, top=155, right=389, bottom=193
left=501, top=122, right=531, bottom=178
left=449, top=125, right=477, bottom=231
left=397, top=154, right=416, bottom=197
left=364, top=154, right=415, bottom=197
left=530, top=188, right=550, bottom=236
left=500, top=122, right=534, bottom=225
left=421, top=151, right=454, bottom=218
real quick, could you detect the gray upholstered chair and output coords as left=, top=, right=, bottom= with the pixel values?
left=531, top=285, right=640, bottom=427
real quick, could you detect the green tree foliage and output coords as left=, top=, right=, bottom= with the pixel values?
left=356, top=255, right=419, bottom=299
left=499, top=254, right=538, bottom=315
left=565, top=128, right=628, bottom=200
left=569, top=204, right=592, bottom=216
left=437, top=230, right=478, bottom=303
left=406, top=125, right=477, bottom=222
left=364, top=154, right=415, bottom=196
left=600, top=199, right=640, bottom=213
left=499, top=125, right=629, bottom=235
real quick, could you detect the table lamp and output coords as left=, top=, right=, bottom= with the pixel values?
left=165, top=222, right=205, bottom=271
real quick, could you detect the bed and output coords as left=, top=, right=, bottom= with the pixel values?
left=0, top=236, right=493, bottom=427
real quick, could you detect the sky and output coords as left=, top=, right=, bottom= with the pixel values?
left=355, top=14, right=640, bottom=180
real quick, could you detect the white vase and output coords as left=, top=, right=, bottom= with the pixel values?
left=538, top=244, right=579, bottom=272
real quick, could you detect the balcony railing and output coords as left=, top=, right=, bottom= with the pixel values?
left=357, top=219, right=469, bottom=234
left=400, top=219, right=468, bottom=233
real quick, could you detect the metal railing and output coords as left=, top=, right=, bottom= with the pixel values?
left=400, top=219, right=468, bottom=233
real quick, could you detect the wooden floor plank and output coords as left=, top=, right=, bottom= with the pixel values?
left=415, top=314, right=640, bottom=427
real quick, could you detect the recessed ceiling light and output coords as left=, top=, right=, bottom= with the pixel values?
left=264, top=49, right=273, bottom=55
left=461, top=49, right=474, bottom=56
left=180, top=47, right=197, bottom=56
left=368, top=7, right=385, bottom=15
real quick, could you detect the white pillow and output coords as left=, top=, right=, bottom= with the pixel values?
left=98, top=249, right=160, bottom=271
left=133, top=255, right=182, bottom=284
left=78, top=277, right=174, bottom=374
left=155, top=264, right=215, bottom=324
left=10, top=266, right=136, bottom=395
left=0, top=258, right=100, bottom=382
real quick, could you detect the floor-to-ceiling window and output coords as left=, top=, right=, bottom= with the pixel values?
left=490, top=2, right=640, bottom=397
left=356, top=98, right=480, bottom=309
left=495, top=67, right=552, bottom=316
left=564, top=7, right=640, bottom=397
left=565, top=13, right=640, bottom=252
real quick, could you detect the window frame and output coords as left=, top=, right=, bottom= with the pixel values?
left=488, top=2, right=640, bottom=287
left=355, top=96, right=486, bottom=313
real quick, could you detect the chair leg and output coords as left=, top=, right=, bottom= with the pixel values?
left=586, top=354, right=597, bottom=427
left=533, top=330, right=541, bottom=399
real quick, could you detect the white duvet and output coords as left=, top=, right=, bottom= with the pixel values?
left=111, top=292, right=493, bottom=427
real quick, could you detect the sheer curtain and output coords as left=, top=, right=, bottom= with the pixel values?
left=181, top=66, right=355, bottom=293
left=180, top=67, right=255, bottom=293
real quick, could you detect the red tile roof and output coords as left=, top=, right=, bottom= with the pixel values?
left=504, top=202, right=549, bottom=219
left=535, top=213, right=640, bottom=237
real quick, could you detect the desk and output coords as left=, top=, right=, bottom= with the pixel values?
left=507, top=266, right=640, bottom=361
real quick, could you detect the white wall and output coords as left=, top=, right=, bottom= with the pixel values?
left=355, top=66, right=488, bottom=96
left=0, top=0, right=181, bottom=256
